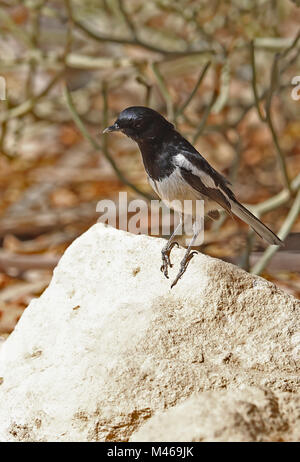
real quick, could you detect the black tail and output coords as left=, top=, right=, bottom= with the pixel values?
left=230, top=200, right=283, bottom=246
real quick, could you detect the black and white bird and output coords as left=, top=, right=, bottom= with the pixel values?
left=103, top=106, right=283, bottom=287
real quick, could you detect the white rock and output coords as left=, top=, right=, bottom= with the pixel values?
left=0, top=223, right=299, bottom=442
left=130, top=387, right=300, bottom=442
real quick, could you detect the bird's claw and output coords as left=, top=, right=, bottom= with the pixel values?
left=171, top=251, right=198, bottom=288
left=160, top=241, right=179, bottom=278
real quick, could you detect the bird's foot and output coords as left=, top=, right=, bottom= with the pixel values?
left=160, top=241, right=179, bottom=278
left=171, top=251, right=198, bottom=288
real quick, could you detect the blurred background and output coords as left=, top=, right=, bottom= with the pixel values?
left=0, top=0, right=299, bottom=335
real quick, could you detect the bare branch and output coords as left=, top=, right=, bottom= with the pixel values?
left=73, top=18, right=215, bottom=58
left=0, top=70, right=65, bottom=123
left=192, top=89, right=218, bottom=143
left=136, top=76, right=152, bottom=107
left=175, top=61, right=211, bottom=119
left=152, top=62, right=174, bottom=121
left=250, top=42, right=291, bottom=194
left=281, top=28, right=300, bottom=58
left=265, top=54, right=291, bottom=194
left=251, top=188, right=300, bottom=275
left=250, top=41, right=266, bottom=122
left=117, top=0, right=137, bottom=41
left=251, top=173, right=300, bottom=216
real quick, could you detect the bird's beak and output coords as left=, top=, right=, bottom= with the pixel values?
left=102, top=123, right=120, bottom=134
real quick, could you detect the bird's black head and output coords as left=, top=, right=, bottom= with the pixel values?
left=103, top=106, right=174, bottom=141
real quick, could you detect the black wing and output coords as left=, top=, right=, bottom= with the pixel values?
left=173, top=148, right=236, bottom=215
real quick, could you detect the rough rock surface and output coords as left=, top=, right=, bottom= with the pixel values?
left=0, top=223, right=299, bottom=442
left=130, top=387, right=300, bottom=442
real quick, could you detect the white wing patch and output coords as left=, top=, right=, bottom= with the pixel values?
left=174, top=154, right=216, bottom=188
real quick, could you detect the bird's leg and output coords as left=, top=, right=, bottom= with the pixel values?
left=171, top=250, right=198, bottom=288
left=161, top=241, right=179, bottom=277
left=161, top=220, right=182, bottom=279
left=171, top=221, right=201, bottom=288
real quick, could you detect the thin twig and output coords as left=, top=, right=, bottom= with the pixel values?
left=265, top=112, right=291, bottom=194
left=212, top=59, right=230, bottom=114
left=241, top=231, right=255, bottom=272
left=136, top=76, right=152, bottom=107
left=251, top=172, right=300, bottom=216
left=250, top=41, right=266, bottom=122
left=73, top=18, right=215, bottom=58
left=175, top=61, right=211, bottom=119
left=265, top=53, right=279, bottom=117
left=0, top=70, right=65, bottom=123
left=265, top=53, right=291, bottom=194
left=0, top=98, right=12, bottom=159
left=192, top=89, right=218, bottom=143
left=280, top=46, right=300, bottom=74
left=251, top=188, right=300, bottom=275
left=117, top=0, right=137, bottom=40
left=25, top=2, right=44, bottom=99
left=63, top=0, right=74, bottom=61
left=251, top=42, right=291, bottom=194
left=281, top=28, right=300, bottom=58
left=152, top=62, right=174, bottom=121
